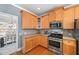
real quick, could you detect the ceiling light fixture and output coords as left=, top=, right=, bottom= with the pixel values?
left=37, top=8, right=41, bottom=10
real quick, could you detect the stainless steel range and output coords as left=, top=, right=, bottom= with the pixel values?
left=48, top=29, right=63, bottom=54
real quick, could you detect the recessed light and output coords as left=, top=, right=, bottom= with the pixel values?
left=37, top=8, right=41, bottom=10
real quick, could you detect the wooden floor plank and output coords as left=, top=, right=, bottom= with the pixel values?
left=12, top=45, right=56, bottom=55
left=26, top=46, right=46, bottom=55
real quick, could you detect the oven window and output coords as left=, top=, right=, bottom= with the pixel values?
left=48, top=34, right=63, bottom=39
left=49, top=40, right=60, bottom=48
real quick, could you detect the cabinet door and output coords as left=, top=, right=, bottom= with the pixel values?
left=28, top=14, right=33, bottom=28
left=42, top=36, right=48, bottom=48
left=75, top=5, right=79, bottom=19
left=21, top=11, right=37, bottom=29
left=23, top=38, right=32, bottom=54
left=32, top=37, right=36, bottom=48
left=21, top=11, right=30, bottom=29
left=33, top=16, right=38, bottom=29
left=40, top=36, right=43, bottom=45
left=55, top=7, right=64, bottom=22
left=40, top=36, right=48, bottom=48
left=37, top=36, right=41, bottom=45
left=63, top=7, right=74, bottom=29
left=63, top=39, right=76, bottom=55
left=40, top=15, right=49, bottom=29
left=48, top=11, right=56, bottom=22
left=63, top=44, right=75, bottom=55
left=32, top=37, right=39, bottom=48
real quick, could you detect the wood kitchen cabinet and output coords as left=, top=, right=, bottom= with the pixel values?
left=33, top=16, right=38, bottom=29
left=22, top=38, right=33, bottom=54
left=32, top=36, right=39, bottom=47
left=63, top=39, right=76, bottom=55
left=23, top=36, right=39, bottom=54
left=63, top=7, right=74, bottom=29
left=21, top=10, right=37, bottom=29
left=21, top=11, right=31, bottom=29
left=37, top=36, right=42, bottom=44
left=48, top=7, right=64, bottom=23
left=22, top=35, right=40, bottom=54
left=41, top=36, right=48, bottom=48
left=40, top=15, right=49, bottom=29
left=55, top=7, right=64, bottom=22
left=39, top=36, right=48, bottom=48
left=48, top=10, right=56, bottom=22
left=29, top=13, right=34, bottom=28
left=22, top=35, right=48, bottom=54
left=75, top=5, right=79, bottom=19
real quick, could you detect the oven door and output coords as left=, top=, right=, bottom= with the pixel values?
left=48, top=40, right=62, bottom=54
left=49, top=40, right=60, bottom=48
left=48, top=33, right=63, bottom=39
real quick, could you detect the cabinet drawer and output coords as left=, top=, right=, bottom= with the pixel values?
left=63, top=44, right=76, bottom=55
left=63, top=40, right=76, bottom=46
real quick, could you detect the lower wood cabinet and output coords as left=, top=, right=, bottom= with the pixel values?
left=22, top=38, right=33, bottom=54
left=63, top=39, right=76, bottom=55
left=23, top=36, right=76, bottom=55
left=36, top=36, right=42, bottom=44
left=22, top=35, right=48, bottom=54
left=40, top=36, right=48, bottom=48
left=32, top=37, right=39, bottom=47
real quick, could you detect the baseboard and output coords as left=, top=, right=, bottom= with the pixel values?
left=16, top=48, right=22, bottom=52
left=10, top=48, right=22, bottom=55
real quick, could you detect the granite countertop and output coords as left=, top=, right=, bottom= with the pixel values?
left=23, top=34, right=48, bottom=39
left=23, top=33, right=76, bottom=41
left=63, top=36, right=76, bottom=40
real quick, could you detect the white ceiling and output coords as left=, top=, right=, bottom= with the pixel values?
left=16, top=4, right=71, bottom=16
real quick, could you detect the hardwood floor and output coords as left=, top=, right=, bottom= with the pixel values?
left=12, top=45, right=56, bottom=55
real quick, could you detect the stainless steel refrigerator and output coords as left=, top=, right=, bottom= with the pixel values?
left=74, top=19, right=79, bottom=55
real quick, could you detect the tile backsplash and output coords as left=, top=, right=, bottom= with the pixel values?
left=63, top=29, right=74, bottom=37
left=23, top=30, right=38, bottom=36
left=22, top=29, right=50, bottom=36
left=22, top=29, right=78, bottom=38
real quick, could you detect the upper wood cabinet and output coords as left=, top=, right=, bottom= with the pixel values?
left=48, top=10, right=56, bottom=22
left=40, top=15, right=49, bottom=29
left=31, top=15, right=38, bottom=29
left=48, top=7, right=64, bottom=23
left=75, top=5, right=79, bottom=19
left=33, top=16, right=38, bottom=29
left=28, top=13, right=34, bottom=28
left=63, top=7, right=74, bottom=29
left=55, top=7, right=64, bottom=22
left=21, top=11, right=30, bottom=29
left=21, top=10, right=37, bottom=29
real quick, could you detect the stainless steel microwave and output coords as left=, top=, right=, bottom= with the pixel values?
left=50, top=22, right=62, bottom=28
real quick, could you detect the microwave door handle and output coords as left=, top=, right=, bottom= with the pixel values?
left=58, top=23, right=59, bottom=27
left=58, top=24, right=59, bottom=27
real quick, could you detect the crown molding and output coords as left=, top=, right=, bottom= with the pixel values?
left=64, top=4, right=77, bottom=9
left=11, top=4, right=38, bottom=16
